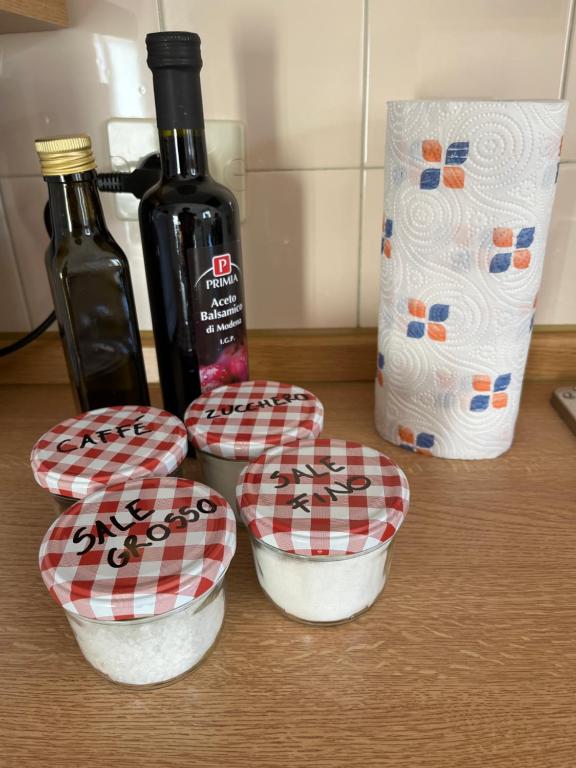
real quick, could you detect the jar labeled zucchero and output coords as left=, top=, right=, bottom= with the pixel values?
left=237, top=438, right=409, bottom=624
left=30, top=405, right=188, bottom=513
left=184, top=380, right=324, bottom=511
left=39, top=477, right=236, bottom=687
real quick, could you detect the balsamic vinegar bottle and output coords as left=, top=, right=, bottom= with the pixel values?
left=35, top=135, right=150, bottom=411
left=139, top=31, right=249, bottom=419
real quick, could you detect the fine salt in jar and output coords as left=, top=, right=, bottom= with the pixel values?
left=38, top=477, right=236, bottom=687
left=237, top=438, right=409, bottom=624
left=184, top=380, right=324, bottom=512
left=30, top=405, right=188, bottom=513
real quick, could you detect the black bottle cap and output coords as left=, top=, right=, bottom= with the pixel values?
left=146, top=31, right=202, bottom=70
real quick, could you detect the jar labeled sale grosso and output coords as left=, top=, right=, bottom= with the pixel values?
left=185, top=380, right=324, bottom=512
left=237, top=439, right=409, bottom=624
left=38, top=477, right=236, bottom=687
left=30, top=405, right=188, bottom=513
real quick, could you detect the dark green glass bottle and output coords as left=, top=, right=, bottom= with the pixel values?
left=35, top=135, right=149, bottom=411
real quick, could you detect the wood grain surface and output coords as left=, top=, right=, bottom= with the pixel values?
left=0, top=381, right=575, bottom=767
left=0, top=0, right=68, bottom=33
left=1, top=328, right=575, bottom=385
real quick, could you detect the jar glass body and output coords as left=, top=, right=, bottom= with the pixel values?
left=65, top=580, right=225, bottom=687
left=249, top=536, right=394, bottom=624
left=198, top=449, right=247, bottom=518
left=51, top=494, right=78, bottom=514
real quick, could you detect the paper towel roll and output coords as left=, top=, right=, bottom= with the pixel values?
left=375, top=100, right=568, bottom=459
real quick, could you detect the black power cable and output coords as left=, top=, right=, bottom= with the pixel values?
left=0, top=311, right=56, bottom=358
left=0, top=157, right=160, bottom=359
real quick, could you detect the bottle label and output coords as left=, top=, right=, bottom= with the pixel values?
left=188, top=240, right=249, bottom=393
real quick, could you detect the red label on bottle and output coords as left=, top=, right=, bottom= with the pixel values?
left=189, top=241, right=249, bottom=394
left=212, top=254, right=231, bottom=277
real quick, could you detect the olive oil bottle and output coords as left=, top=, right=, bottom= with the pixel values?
left=35, top=135, right=149, bottom=411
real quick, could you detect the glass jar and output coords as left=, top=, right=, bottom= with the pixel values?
left=30, top=405, right=189, bottom=514
left=198, top=451, right=248, bottom=514
left=51, top=493, right=81, bottom=513
left=248, top=538, right=395, bottom=624
left=65, top=580, right=225, bottom=687
left=39, top=477, right=236, bottom=687
left=185, top=380, right=324, bottom=515
left=238, top=438, right=409, bottom=625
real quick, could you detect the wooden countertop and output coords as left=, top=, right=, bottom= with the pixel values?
left=1, top=380, right=575, bottom=768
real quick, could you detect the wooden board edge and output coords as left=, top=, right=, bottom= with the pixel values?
left=0, top=329, right=575, bottom=385
left=0, top=0, right=68, bottom=32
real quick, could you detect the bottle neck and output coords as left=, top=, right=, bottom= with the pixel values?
left=151, top=66, right=208, bottom=179
left=158, top=128, right=208, bottom=179
left=46, top=170, right=106, bottom=239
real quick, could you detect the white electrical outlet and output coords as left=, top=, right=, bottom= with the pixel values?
left=106, top=118, right=246, bottom=221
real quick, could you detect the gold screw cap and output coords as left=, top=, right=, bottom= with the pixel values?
left=34, top=134, right=97, bottom=176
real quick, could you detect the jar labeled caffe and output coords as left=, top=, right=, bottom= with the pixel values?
left=184, top=381, right=324, bottom=512
left=237, top=438, right=409, bottom=624
left=30, top=405, right=188, bottom=512
left=38, top=477, right=236, bottom=687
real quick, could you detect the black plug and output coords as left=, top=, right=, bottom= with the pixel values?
left=43, top=154, right=162, bottom=238
left=97, top=153, right=161, bottom=199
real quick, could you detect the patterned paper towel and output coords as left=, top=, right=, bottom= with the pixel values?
left=375, top=100, right=568, bottom=460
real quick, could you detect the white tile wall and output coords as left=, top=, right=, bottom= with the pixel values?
left=0, top=177, right=50, bottom=327
left=359, top=168, right=384, bottom=327
left=0, top=0, right=575, bottom=333
left=161, top=0, right=365, bottom=171
left=0, top=0, right=158, bottom=177
left=0, top=187, right=30, bottom=331
left=0, top=0, right=160, bottom=333
left=560, top=14, right=576, bottom=160
left=537, top=165, right=576, bottom=324
left=243, top=170, right=360, bottom=328
left=365, top=0, right=571, bottom=167
left=100, top=194, right=153, bottom=331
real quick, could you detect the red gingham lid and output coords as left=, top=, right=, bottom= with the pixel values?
left=184, top=380, right=324, bottom=460
left=30, top=406, right=188, bottom=499
left=39, top=477, right=236, bottom=621
left=237, top=439, right=409, bottom=556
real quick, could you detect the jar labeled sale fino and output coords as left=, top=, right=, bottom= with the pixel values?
left=30, top=405, right=188, bottom=513
left=237, top=439, right=409, bottom=624
left=38, top=477, right=236, bottom=687
left=185, top=380, right=324, bottom=512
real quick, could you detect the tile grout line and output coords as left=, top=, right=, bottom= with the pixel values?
left=0, top=168, right=371, bottom=179
left=559, top=0, right=576, bottom=97
left=4, top=160, right=576, bottom=184
left=356, top=0, right=371, bottom=328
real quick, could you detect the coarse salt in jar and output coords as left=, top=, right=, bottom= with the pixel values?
left=38, top=476, right=236, bottom=687
left=30, top=405, right=188, bottom=513
left=237, top=438, right=409, bottom=624
left=184, top=380, right=324, bottom=513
